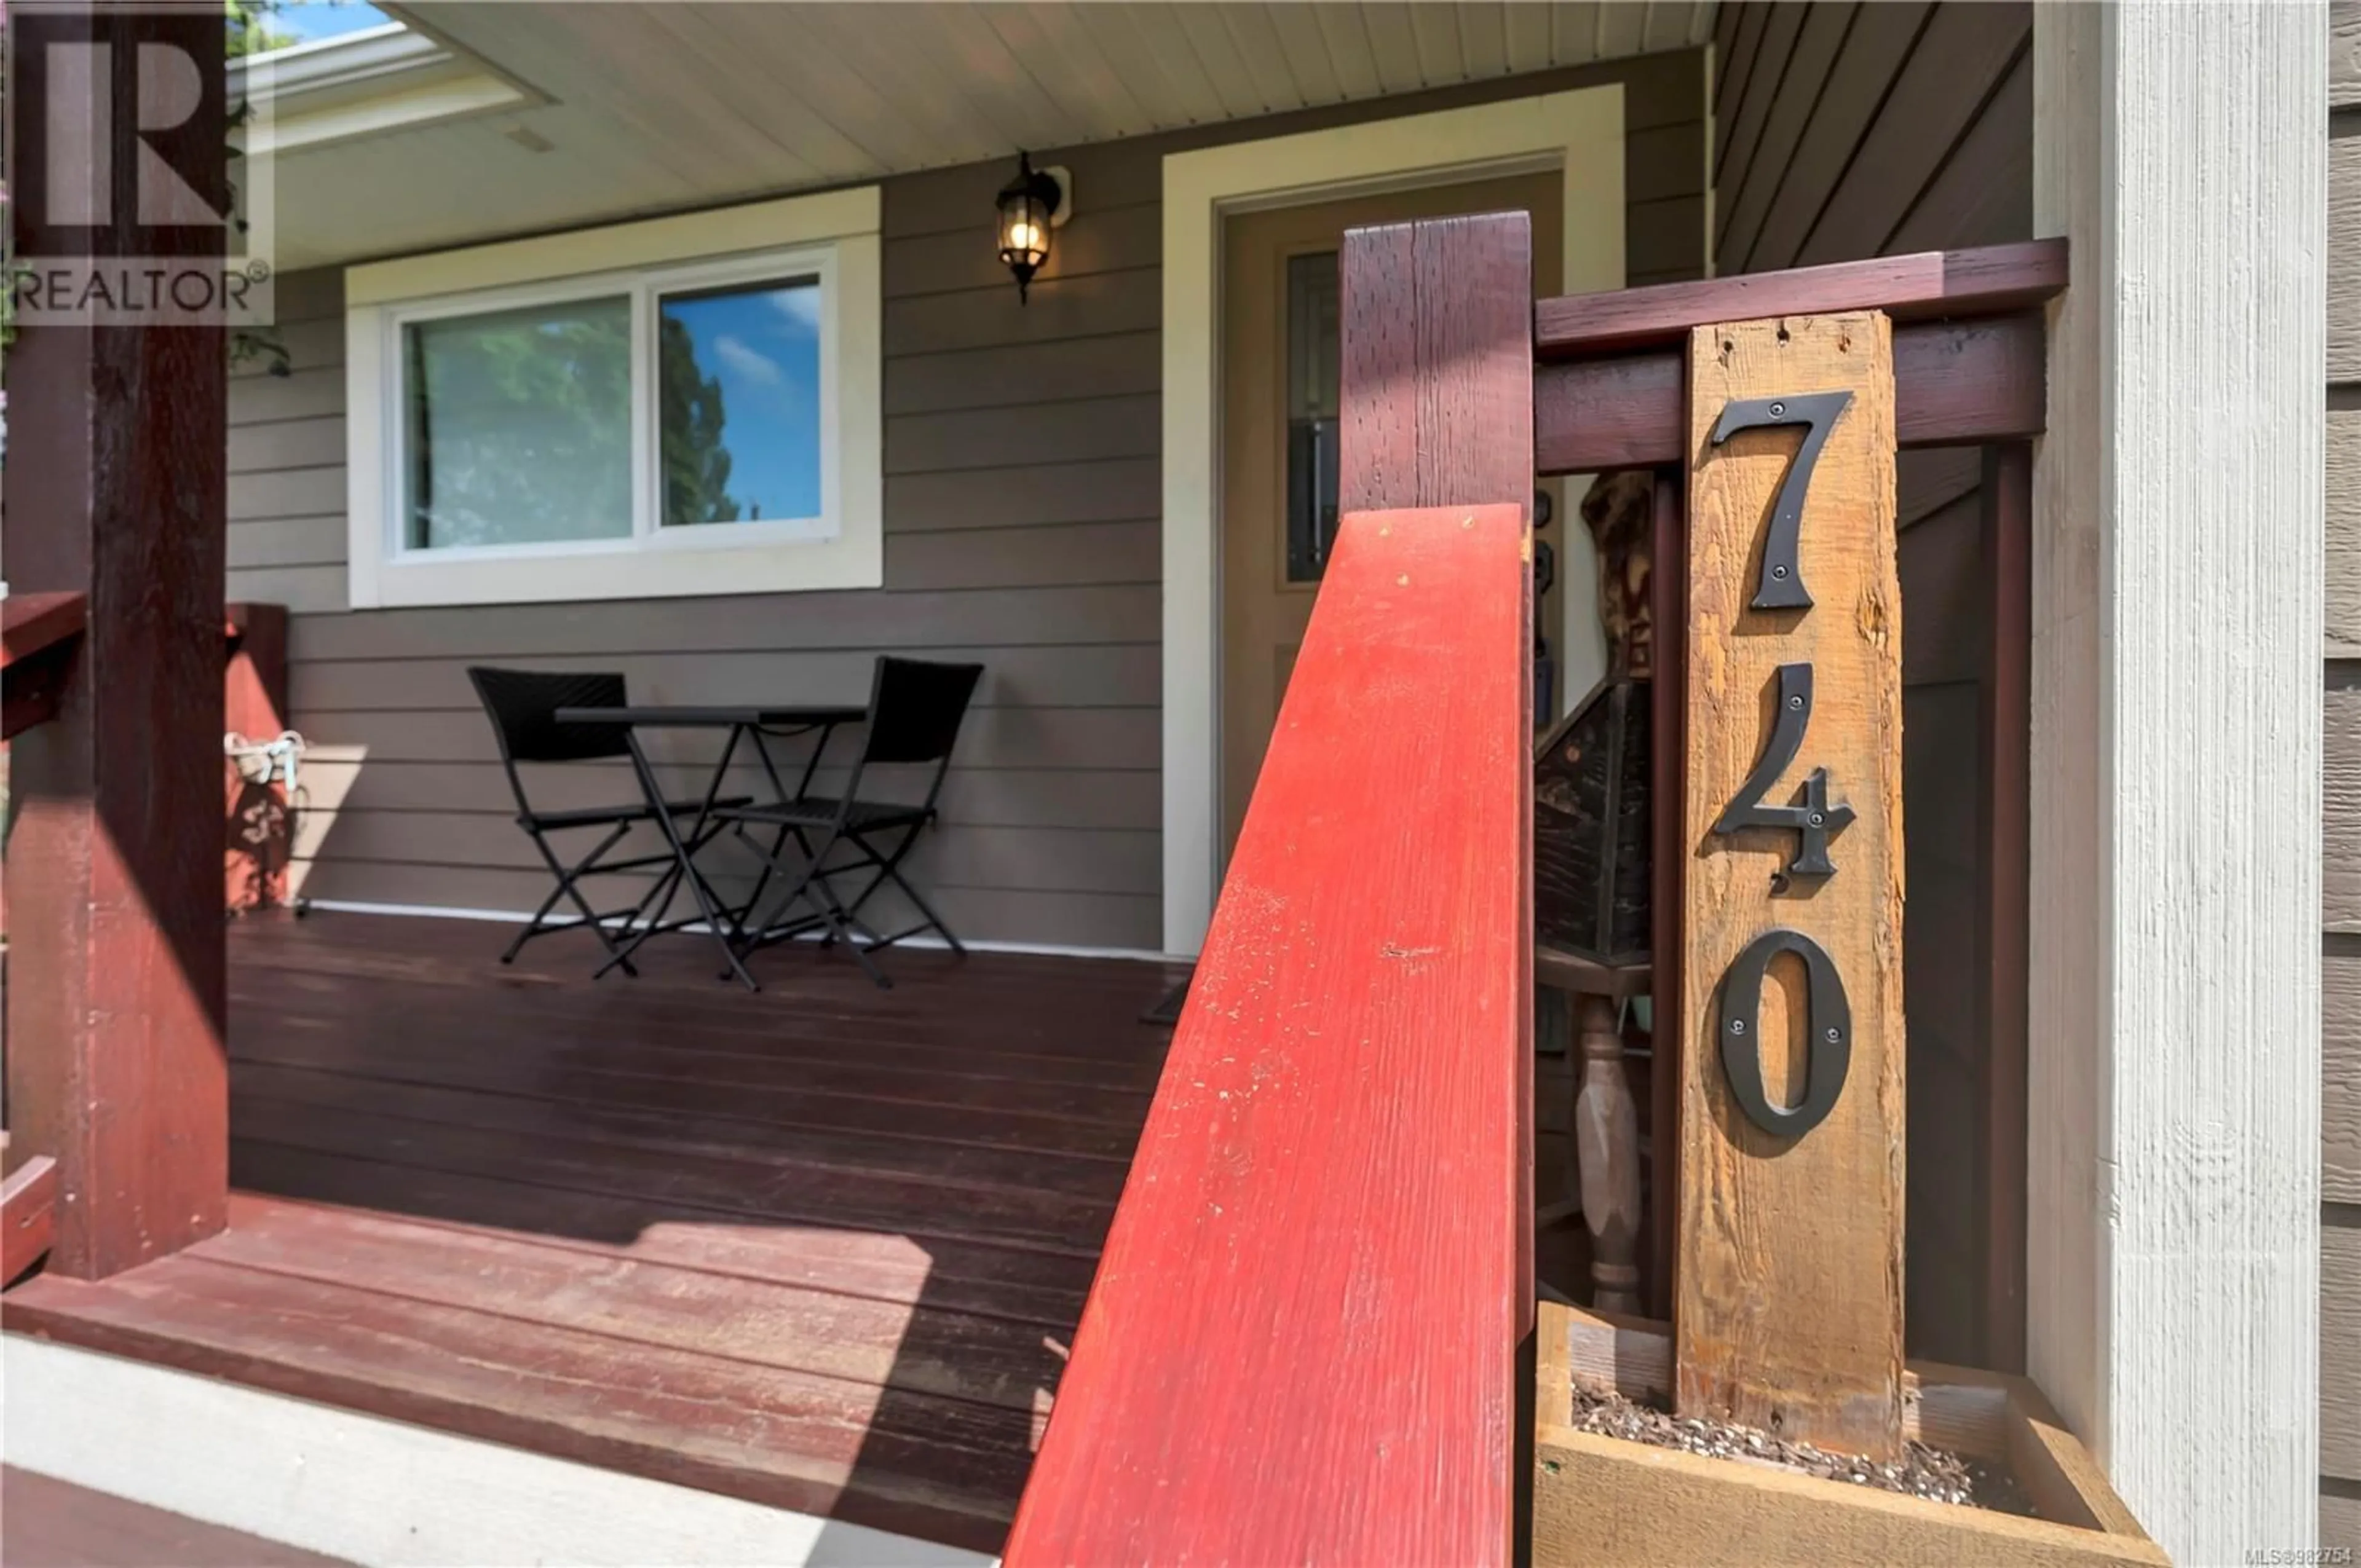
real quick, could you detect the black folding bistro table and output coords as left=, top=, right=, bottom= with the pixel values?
left=552, top=703, right=866, bottom=988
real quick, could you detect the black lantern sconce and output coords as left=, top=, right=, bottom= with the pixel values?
left=995, top=152, right=1072, bottom=303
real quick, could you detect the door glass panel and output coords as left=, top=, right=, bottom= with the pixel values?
left=1284, top=251, right=1340, bottom=583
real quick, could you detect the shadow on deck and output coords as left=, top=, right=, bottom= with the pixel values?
left=6, top=910, right=1184, bottom=1556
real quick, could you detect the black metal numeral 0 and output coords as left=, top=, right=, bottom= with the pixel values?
left=1717, top=928, right=1852, bottom=1138
left=1709, top=389, right=1854, bottom=610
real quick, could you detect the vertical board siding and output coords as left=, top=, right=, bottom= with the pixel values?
left=2326, top=6, right=2361, bottom=1533
left=230, top=53, right=1709, bottom=952
left=1712, top=0, right=2030, bottom=1369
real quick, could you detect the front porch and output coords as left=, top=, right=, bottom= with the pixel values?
left=0, top=2, right=2329, bottom=1561
left=6, top=911, right=1182, bottom=1556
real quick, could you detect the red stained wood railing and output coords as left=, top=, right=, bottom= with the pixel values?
left=1007, top=211, right=1536, bottom=1568
left=1, top=591, right=90, bottom=665
left=2, top=591, right=89, bottom=741
left=2, top=1157, right=60, bottom=1285
left=1005, top=504, right=1535, bottom=1567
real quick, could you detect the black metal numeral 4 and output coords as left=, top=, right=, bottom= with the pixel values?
left=1709, top=389, right=1853, bottom=610
left=1712, top=663, right=1854, bottom=879
left=1718, top=928, right=1853, bottom=1139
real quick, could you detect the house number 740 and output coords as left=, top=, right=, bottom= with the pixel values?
left=1706, top=385, right=1861, bottom=1139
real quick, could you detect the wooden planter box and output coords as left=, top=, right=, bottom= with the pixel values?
left=1533, top=1302, right=2168, bottom=1567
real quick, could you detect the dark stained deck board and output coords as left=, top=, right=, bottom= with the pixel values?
left=227, top=966, right=1170, bottom=1079
left=230, top=1011, right=1160, bottom=1125
left=226, top=977, right=1168, bottom=1095
left=232, top=937, right=1167, bottom=1044
left=227, top=1096, right=1118, bottom=1252
left=231, top=1062, right=1139, bottom=1194
left=1, top=1468, right=352, bottom=1568
left=7, top=1258, right=1032, bottom=1553
left=229, top=1041, right=1152, bottom=1162
left=201, top=1196, right=1065, bottom=1416
left=232, top=899, right=1167, bottom=995
left=7, top=911, right=1180, bottom=1555
left=223, top=1146, right=1098, bottom=1326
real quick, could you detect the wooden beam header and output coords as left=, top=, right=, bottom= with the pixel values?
left=1536, top=315, right=2048, bottom=475
left=1535, top=239, right=2068, bottom=359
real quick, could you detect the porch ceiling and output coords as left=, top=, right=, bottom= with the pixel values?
left=260, top=2, right=1714, bottom=272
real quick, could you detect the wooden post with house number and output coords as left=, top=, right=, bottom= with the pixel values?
left=1021, top=237, right=2184, bottom=1563
left=1674, top=312, right=1907, bottom=1460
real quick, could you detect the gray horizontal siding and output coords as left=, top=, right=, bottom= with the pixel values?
left=229, top=258, right=349, bottom=613
left=289, top=645, right=1158, bottom=714
left=2331, top=953, right=2361, bottom=1206
left=2323, top=9, right=2361, bottom=1539
left=304, top=758, right=1159, bottom=830
left=2331, top=1220, right=2360, bottom=1483
left=2327, top=11, right=2361, bottom=1536
left=232, top=50, right=1707, bottom=950
left=297, top=811, right=1156, bottom=899
left=288, top=862, right=1160, bottom=953
left=303, top=707, right=1158, bottom=773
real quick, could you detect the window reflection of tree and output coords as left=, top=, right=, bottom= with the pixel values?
left=405, top=301, right=636, bottom=549
left=658, top=313, right=740, bottom=526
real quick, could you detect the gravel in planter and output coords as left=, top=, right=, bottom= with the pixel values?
left=1565, top=1385, right=2035, bottom=1516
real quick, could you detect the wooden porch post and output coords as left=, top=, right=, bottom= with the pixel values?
left=1337, top=207, right=1538, bottom=1322
left=4, top=1, right=232, bottom=1278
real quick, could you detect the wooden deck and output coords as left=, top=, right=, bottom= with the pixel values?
left=1, top=1468, right=351, bottom=1567
left=5, top=911, right=1182, bottom=1555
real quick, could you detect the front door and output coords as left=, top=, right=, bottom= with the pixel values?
left=1219, top=172, right=1564, bottom=856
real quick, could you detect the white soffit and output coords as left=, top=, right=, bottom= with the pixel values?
left=251, top=2, right=1713, bottom=271
left=234, top=22, right=536, bottom=160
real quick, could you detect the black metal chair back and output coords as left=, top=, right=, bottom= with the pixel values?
left=712, top=656, right=988, bottom=985
left=464, top=666, right=687, bottom=977
left=860, top=657, right=984, bottom=767
left=469, top=668, right=632, bottom=766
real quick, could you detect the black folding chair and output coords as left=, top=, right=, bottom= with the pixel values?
left=468, top=668, right=747, bottom=975
left=714, top=656, right=983, bottom=988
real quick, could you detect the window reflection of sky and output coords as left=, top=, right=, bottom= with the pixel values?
left=274, top=2, right=394, bottom=43
left=662, top=281, right=823, bottom=526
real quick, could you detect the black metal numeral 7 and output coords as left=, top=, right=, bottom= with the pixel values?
left=1709, top=389, right=1853, bottom=610
left=1712, top=663, right=1854, bottom=879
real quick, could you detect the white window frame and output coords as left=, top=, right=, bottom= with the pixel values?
left=344, top=187, right=881, bottom=609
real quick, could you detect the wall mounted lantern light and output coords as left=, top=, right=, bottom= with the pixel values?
left=996, top=152, right=1072, bottom=303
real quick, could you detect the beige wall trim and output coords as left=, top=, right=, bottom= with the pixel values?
left=344, top=187, right=882, bottom=306
left=298, top=897, right=1169, bottom=966
left=2030, top=1, right=2324, bottom=1557
left=1158, top=85, right=1626, bottom=956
